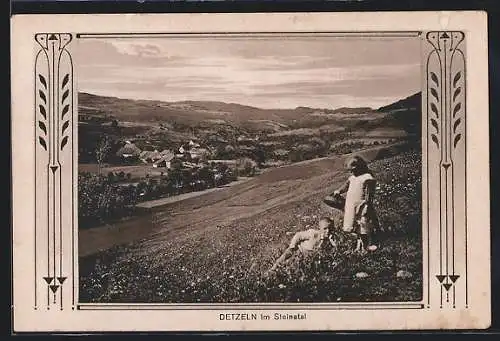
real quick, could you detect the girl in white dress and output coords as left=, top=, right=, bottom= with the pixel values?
left=330, top=156, right=379, bottom=252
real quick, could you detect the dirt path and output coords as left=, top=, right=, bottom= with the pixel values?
left=136, top=177, right=254, bottom=209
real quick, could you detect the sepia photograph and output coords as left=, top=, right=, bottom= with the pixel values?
left=76, top=34, right=423, bottom=304
left=11, top=12, right=490, bottom=331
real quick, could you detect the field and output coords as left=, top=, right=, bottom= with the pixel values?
left=79, top=144, right=422, bottom=303
left=79, top=163, right=165, bottom=180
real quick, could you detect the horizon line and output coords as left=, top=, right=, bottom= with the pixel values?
left=77, top=90, right=422, bottom=112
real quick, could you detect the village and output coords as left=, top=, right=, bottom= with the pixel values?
left=77, top=120, right=266, bottom=228
left=112, top=137, right=257, bottom=190
left=119, top=138, right=235, bottom=171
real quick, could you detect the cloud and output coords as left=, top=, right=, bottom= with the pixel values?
left=112, top=42, right=162, bottom=57
left=77, top=37, right=421, bottom=109
left=75, top=40, right=187, bottom=68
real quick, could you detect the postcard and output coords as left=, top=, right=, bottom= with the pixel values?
left=11, top=11, right=490, bottom=332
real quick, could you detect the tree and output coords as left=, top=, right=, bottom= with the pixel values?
left=253, top=145, right=266, bottom=168
left=95, top=136, right=112, bottom=176
left=170, top=158, right=183, bottom=171
left=198, top=166, right=214, bottom=185
left=167, top=168, right=183, bottom=191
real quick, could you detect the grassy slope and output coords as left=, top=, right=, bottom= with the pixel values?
left=80, top=148, right=422, bottom=303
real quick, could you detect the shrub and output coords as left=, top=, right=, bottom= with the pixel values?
left=107, top=172, right=115, bottom=182
left=236, top=158, right=256, bottom=177
left=78, top=172, right=138, bottom=228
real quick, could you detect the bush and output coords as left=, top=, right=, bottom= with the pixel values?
left=236, top=158, right=256, bottom=177
left=107, top=172, right=115, bottom=182
left=78, top=172, right=139, bottom=228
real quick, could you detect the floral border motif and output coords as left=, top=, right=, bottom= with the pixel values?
left=34, top=33, right=74, bottom=310
left=425, top=31, right=467, bottom=309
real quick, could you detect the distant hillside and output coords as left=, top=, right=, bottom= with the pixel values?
left=78, top=92, right=378, bottom=130
left=78, top=91, right=422, bottom=144
left=377, top=92, right=421, bottom=112
left=78, top=91, right=422, bottom=164
left=374, top=92, right=422, bottom=137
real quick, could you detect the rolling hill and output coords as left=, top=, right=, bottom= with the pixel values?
left=78, top=91, right=422, bottom=163
left=78, top=92, right=385, bottom=130
left=375, top=92, right=421, bottom=137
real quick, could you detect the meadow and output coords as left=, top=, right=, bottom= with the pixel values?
left=79, top=148, right=422, bottom=303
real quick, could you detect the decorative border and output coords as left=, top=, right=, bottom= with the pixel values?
left=34, top=33, right=75, bottom=310
left=424, top=31, right=467, bottom=309
left=32, top=31, right=467, bottom=312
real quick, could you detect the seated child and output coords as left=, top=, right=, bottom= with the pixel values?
left=269, top=217, right=335, bottom=272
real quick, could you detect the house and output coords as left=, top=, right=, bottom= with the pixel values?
left=189, top=147, right=210, bottom=161
left=159, top=149, right=174, bottom=159
left=188, top=140, right=201, bottom=148
left=139, top=150, right=150, bottom=163
left=140, top=150, right=162, bottom=164
left=157, top=157, right=183, bottom=170
left=116, top=142, right=141, bottom=159
left=153, top=152, right=176, bottom=168
left=149, top=150, right=162, bottom=162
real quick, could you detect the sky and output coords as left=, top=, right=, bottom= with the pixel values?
left=76, top=36, right=421, bottom=110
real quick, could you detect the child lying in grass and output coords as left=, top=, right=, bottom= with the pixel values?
left=269, top=217, right=336, bottom=272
